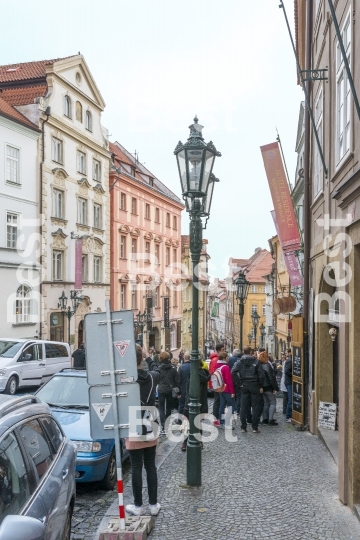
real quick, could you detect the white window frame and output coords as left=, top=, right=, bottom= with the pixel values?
left=131, top=287, right=137, bottom=310
left=77, top=151, right=86, bottom=174
left=5, top=144, right=20, bottom=185
left=145, top=203, right=150, bottom=219
left=131, top=238, right=137, bottom=261
left=52, top=138, right=63, bottom=164
left=251, top=285, right=257, bottom=293
left=313, top=88, right=323, bottom=199
left=53, top=189, right=63, bottom=219
left=336, top=10, right=352, bottom=165
left=6, top=212, right=19, bottom=249
left=120, top=284, right=126, bottom=309
left=120, top=193, right=126, bottom=211
left=94, top=256, right=102, bottom=283
left=15, top=284, right=31, bottom=323
left=85, top=110, right=92, bottom=132
left=120, top=235, right=126, bottom=258
left=251, top=304, right=257, bottom=314
left=77, top=198, right=87, bottom=225
left=93, top=203, right=102, bottom=229
left=53, top=250, right=63, bottom=281
left=262, top=305, right=266, bottom=316
left=64, top=95, right=72, bottom=118
left=93, top=159, right=101, bottom=181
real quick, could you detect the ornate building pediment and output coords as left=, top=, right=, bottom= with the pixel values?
left=172, top=240, right=180, bottom=248
left=52, top=167, right=69, bottom=178
left=165, top=239, right=172, bottom=246
left=93, top=183, right=105, bottom=193
left=144, top=232, right=153, bottom=240
left=51, top=228, right=67, bottom=250
left=77, top=178, right=92, bottom=189
left=130, top=228, right=141, bottom=237
left=154, top=235, right=163, bottom=243
left=119, top=224, right=130, bottom=234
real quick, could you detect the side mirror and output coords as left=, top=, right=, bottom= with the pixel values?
left=0, top=515, right=45, bottom=540
left=22, top=353, right=32, bottom=361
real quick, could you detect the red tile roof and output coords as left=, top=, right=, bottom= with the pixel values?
left=245, top=250, right=274, bottom=284
left=0, top=84, right=47, bottom=105
left=109, top=142, right=136, bottom=167
left=0, top=96, right=39, bottom=130
left=0, top=56, right=77, bottom=83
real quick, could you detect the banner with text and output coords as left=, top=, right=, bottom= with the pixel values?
left=271, top=211, right=303, bottom=286
left=164, top=297, right=170, bottom=329
left=75, top=239, right=83, bottom=290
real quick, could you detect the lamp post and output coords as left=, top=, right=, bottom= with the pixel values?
left=251, top=309, right=260, bottom=349
left=58, top=290, right=83, bottom=346
left=234, top=270, right=250, bottom=352
left=134, top=310, right=152, bottom=346
left=259, top=323, right=266, bottom=348
left=174, top=116, right=221, bottom=486
left=247, top=333, right=252, bottom=345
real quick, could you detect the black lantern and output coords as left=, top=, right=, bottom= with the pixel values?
left=234, top=269, right=250, bottom=353
left=251, top=309, right=260, bottom=349
left=260, top=323, right=266, bottom=348
left=58, top=290, right=82, bottom=346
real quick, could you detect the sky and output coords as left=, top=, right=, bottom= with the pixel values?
left=0, top=0, right=303, bottom=280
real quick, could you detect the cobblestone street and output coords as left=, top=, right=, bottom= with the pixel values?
left=89, top=400, right=360, bottom=540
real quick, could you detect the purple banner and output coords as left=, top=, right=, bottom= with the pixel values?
left=271, top=211, right=303, bottom=286
left=75, top=239, right=82, bottom=289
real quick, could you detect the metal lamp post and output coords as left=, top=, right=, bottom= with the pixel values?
left=134, top=310, right=152, bottom=346
left=174, top=116, right=221, bottom=486
left=58, top=290, right=82, bottom=346
left=259, top=323, right=266, bottom=348
left=251, top=310, right=260, bottom=349
left=247, top=333, right=252, bottom=345
left=234, top=270, right=250, bottom=352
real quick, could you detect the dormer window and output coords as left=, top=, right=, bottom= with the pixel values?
left=64, top=95, right=72, bottom=118
left=130, top=166, right=135, bottom=176
left=85, top=110, right=92, bottom=132
left=149, top=177, right=154, bottom=186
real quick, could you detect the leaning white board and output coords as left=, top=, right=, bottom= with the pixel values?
left=318, top=401, right=337, bottom=430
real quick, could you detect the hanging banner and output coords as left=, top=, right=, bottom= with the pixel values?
left=261, top=141, right=302, bottom=253
left=164, top=297, right=170, bottom=329
left=75, top=239, right=82, bottom=289
left=146, top=296, right=153, bottom=331
left=271, top=211, right=303, bottom=286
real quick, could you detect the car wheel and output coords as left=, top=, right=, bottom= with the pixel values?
left=5, top=376, right=18, bottom=395
left=62, top=504, right=73, bottom=540
left=99, top=448, right=116, bottom=490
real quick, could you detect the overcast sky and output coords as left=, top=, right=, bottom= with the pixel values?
left=1, top=0, right=303, bottom=279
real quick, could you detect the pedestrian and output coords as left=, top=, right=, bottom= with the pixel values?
left=258, top=351, right=279, bottom=425
left=216, top=352, right=235, bottom=430
left=231, top=345, right=265, bottom=434
left=178, top=349, right=184, bottom=364
left=157, top=351, right=180, bottom=434
left=256, top=348, right=266, bottom=421
left=208, top=343, right=225, bottom=426
left=280, top=358, right=288, bottom=414
left=125, top=345, right=161, bottom=517
left=181, top=360, right=210, bottom=451
left=166, top=347, right=173, bottom=361
left=178, top=352, right=191, bottom=416
left=284, top=348, right=293, bottom=422
left=152, top=349, right=160, bottom=366
left=72, top=342, right=86, bottom=369
left=228, top=349, right=242, bottom=415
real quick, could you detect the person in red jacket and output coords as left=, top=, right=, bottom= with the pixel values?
left=216, top=352, right=235, bottom=430
left=209, top=343, right=225, bottom=426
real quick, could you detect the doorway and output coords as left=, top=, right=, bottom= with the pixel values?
left=78, top=320, right=84, bottom=348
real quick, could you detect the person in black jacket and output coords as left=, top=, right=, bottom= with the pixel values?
left=258, top=351, right=279, bottom=425
left=231, top=346, right=265, bottom=433
left=178, top=352, right=191, bottom=416
left=158, top=351, right=180, bottom=434
left=284, top=349, right=293, bottom=422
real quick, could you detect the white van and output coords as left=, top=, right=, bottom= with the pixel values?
left=0, top=339, right=71, bottom=395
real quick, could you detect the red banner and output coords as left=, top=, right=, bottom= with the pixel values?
left=260, top=142, right=301, bottom=253
left=271, top=211, right=303, bottom=286
left=75, top=239, right=82, bottom=289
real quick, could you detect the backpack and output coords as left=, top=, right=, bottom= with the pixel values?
left=211, top=366, right=226, bottom=392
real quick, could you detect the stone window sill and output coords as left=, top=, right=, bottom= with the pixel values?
left=12, top=322, right=36, bottom=327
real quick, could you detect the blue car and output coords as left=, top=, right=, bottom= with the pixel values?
left=36, top=370, right=128, bottom=490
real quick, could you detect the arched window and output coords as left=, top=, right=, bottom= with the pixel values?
left=85, top=110, right=92, bottom=132
left=64, top=95, right=71, bottom=118
left=16, top=284, right=31, bottom=323
left=170, top=323, right=176, bottom=350
left=76, top=101, right=83, bottom=122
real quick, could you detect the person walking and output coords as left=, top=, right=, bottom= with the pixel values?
left=229, top=349, right=242, bottom=415
left=279, top=358, right=288, bottom=414
left=72, top=342, right=86, bottom=369
left=232, top=346, right=265, bottom=434
left=125, top=345, right=161, bottom=517
left=258, top=351, right=279, bottom=425
left=153, top=349, right=160, bottom=366
left=216, top=352, right=235, bottom=430
left=178, top=352, right=191, bottom=416
left=158, top=351, right=180, bottom=434
left=284, top=348, right=293, bottom=422
left=178, top=349, right=185, bottom=364
left=209, top=343, right=225, bottom=426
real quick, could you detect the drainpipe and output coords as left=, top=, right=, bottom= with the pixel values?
left=39, top=106, right=51, bottom=339
left=303, top=0, right=313, bottom=427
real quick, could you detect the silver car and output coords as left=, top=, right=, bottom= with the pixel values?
left=0, top=394, right=76, bottom=540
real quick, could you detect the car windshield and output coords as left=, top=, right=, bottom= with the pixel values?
left=0, top=341, right=23, bottom=358
left=37, top=375, right=89, bottom=407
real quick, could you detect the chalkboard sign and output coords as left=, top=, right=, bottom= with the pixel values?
left=292, top=381, right=303, bottom=414
left=292, top=346, right=302, bottom=378
left=318, top=401, right=336, bottom=430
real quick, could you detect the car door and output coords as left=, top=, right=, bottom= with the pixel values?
left=44, top=344, right=70, bottom=381
left=19, top=343, right=46, bottom=388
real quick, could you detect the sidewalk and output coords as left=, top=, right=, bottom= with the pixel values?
left=96, top=403, right=360, bottom=540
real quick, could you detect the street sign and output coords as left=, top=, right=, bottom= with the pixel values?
left=89, top=383, right=141, bottom=439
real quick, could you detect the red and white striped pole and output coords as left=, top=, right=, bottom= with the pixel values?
left=117, top=467, right=125, bottom=530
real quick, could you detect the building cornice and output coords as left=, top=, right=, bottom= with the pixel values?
left=0, top=114, right=40, bottom=139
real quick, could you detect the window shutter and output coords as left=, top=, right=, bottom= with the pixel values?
left=177, top=320, right=181, bottom=348
left=165, top=328, right=171, bottom=350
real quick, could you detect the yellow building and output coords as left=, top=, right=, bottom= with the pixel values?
left=181, top=236, right=209, bottom=354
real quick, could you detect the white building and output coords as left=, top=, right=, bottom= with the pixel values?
left=0, top=97, right=40, bottom=338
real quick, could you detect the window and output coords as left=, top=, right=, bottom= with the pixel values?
left=173, top=249, right=177, bottom=264
left=166, top=247, right=170, bottom=266
left=131, top=198, right=137, bottom=215
left=64, top=95, right=72, bottom=118
left=77, top=151, right=86, bottom=174
left=120, top=193, right=126, bottom=211
left=19, top=419, right=53, bottom=480
left=155, top=286, right=160, bottom=307
left=173, top=216, right=177, bottom=230
left=131, top=238, right=137, bottom=260
left=262, top=286, right=266, bottom=293
left=121, top=284, right=126, bottom=309
left=0, top=431, right=31, bottom=523
left=15, top=284, right=31, bottom=323
left=173, top=289, right=177, bottom=308
left=155, top=243, right=159, bottom=264
left=53, top=189, right=63, bottom=218
left=314, top=89, right=323, bottom=198
left=77, top=198, right=87, bottom=225
left=155, top=208, right=160, bottom=223
left=145, top=241, right=150, bottom=255
left=251, top=285, right=258, bottom=293
left=94, top=256, right=102, bottom=283
left=7, top=212, right=18, bottom=248
left=170, top=324, right=176, bottom=349
left=93, top=159, right=101, bottom=181
left=149, top=177, right=154, bottom=186
left=85, top=110, right=92, bottom=131
left=52, top=138, right=63, bottom=164
left=41, top=416, right=63, bottom=453
left=45, top=343, right=72, bottom=358
left=262, top=305, right=266, bottom=316
left=76, top=101, right=82, bottom=122
left=6, top=145, right=19, bottom=184
left=336, top=12, right=351, bottom=163
left=93, top=203, right=102, bottom=229
left=120, top=235, right=126, bottom=258
left=251, top=304, right=257, bottom=314
left=130, top=166, right=135, bottom=176
left=53, top=250, right=63, bottom=281
left=145, top=203, right=150, bottom=219
left=82, top=254, right=88, bottom=282
left=131, top=288, right=137, bottom=309
left=166, top=213, right=170, bottom=227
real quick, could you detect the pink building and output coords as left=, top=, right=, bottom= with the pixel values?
left=110, top=141, right=184, bottom=354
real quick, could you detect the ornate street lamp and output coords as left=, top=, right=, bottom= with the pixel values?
left=174, top=116, right=221, bottom=487
left=247, top=333, right=252, bottom=345
left=58, top=290, right=82, bottom=346
left=251, top=310, right=260, bottom=349
left=259, top=323, right=266, bottom=348
left=134, top=310, right=152, bottom=346
left=234, top=269, right=250, bottom=352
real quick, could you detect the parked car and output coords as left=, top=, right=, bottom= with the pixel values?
left=0, top=393, right=76, bottom=540
left=36, top=369, right=128, bottom=490
left=0, top=339, right=71, bottom=395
